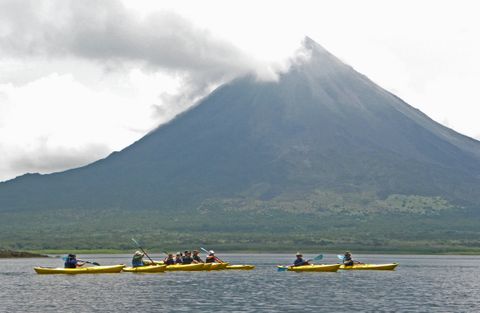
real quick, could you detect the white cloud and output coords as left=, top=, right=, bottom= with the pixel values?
left=1, top=0, right=480, bottom=181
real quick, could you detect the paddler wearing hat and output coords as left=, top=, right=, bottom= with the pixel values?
left=293, top=252, right=310, bottom=266
left=132, top=250, right=145, bottom=267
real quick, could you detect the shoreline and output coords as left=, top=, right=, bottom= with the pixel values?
left=0, top=249, right=48, bottom=258
left=27, top=248, right=480, bottom=256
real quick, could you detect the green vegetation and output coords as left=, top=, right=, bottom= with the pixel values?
left=1, top=191, right=479, bottom=253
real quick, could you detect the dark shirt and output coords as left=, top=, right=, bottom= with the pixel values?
left=175, top=257, right=183, bottom=264
left=164, top=258, right=175, bottom=265
left=182, top=256, right=193, bottom=264
left=293, top=258, right=308, bottom=266
left=64, top=257, right=78, bottom=268
left=205, top=256, right=216, bottom=263
left=192, top=255, right=203, bottom=263
left=132, top=255, right=144, bottom=267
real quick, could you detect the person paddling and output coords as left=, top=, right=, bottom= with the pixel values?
left=132, top=251, right=145, bottom=267
left=343, top=251, right=361, bottom=266
left=192, top=250, right=204, bottom=263
left=205, top=250, right=217, bottom=263
left=174, top=252, right=183, bottom=264
left=182, top=251, right=194, bottom=264
left=64, top=254, right=85, bottom=268
left=164, top=253, right=175, bottom=265
left=293, top=252, right=310, bottom=266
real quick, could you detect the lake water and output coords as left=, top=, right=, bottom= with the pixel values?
left=1, top=254, right=479, bottom=312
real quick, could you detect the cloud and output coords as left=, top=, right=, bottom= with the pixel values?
left=0, top=0, right=277, bottom=110
left=8, top=141, right=111, bottom=174
left=0, top=0, right=289, bottom=181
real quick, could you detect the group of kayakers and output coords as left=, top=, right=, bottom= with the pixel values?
left=132, top=249, right=219, bottom=267
left=63, top=250, right=358, bottom=269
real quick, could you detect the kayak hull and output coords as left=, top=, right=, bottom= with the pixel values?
left=202, top=263, right=212, bottom=270
left=225, top=265, right=255, bottom=270
left=208, top=263, right=229, bottom=270
left=166, top=263, right=205, bottom=271
left=339, top=263, right=398, bottom=270
left=34, top=264, right=125, bottom=274
left=280, top=264, right=340, bottom=272
left=122, top=265, right=166, bottom=273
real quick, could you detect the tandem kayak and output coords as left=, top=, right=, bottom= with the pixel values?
left=225, top=265, right=255, bottom=270
left=278, top=264, right=341, bottom=272
left=339, top=263, right=398, bottom=270
left=122, top=265, right=167, bottom=273
left=166, top=263, right=205, bottom=271
left=34, top=264, right=125, bottom=274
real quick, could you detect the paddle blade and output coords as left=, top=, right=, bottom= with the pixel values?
left=92, top=262, right=101, bottom=266
left=277, top=266, right=288, bottom=272
left=337, top=255, right=345, bottom=260
left=131, top=238, right=140, bottom=247
left=313, top=254, right=323, bottom=261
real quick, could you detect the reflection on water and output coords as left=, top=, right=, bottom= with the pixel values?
left=1, top=254, right=479, bottom=312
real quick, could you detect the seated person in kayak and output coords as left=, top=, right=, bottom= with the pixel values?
left=343, top=251, right=354, bottom=266
left=132, top=251, right=145, bottom=267
left=205, top=250, right=217, bottom=263
left=293, top=252, right=310, bottom=266
left=192, top=250, right=204, bottom=263
left=182, top=251, right=194, bottom=264
left=64, top=254, right=85, bottom=268
left=175, top=252, right=183, bottom=264
left=164, top=253, right=175, bottom=265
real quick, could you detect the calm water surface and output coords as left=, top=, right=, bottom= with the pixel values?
left=1, top=254, right=479, bottom=312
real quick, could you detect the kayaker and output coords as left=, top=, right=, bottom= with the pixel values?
left=343, top=251, right=354, bottom=266
left=174, top=252, right=183, bottom=264
left=192, top=250, right=204, bottom=263
left=205, top=250, right=217, bottom=263
left=164, top=253, right=175, bottom=265
left=64, top=254, right=85, bottom=268
left=132, top=251, right=145, bottom=267
left=182, top=251, right=194, bottom=264
left=293, top=252, right=310, bottom=266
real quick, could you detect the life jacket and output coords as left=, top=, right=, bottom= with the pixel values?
left=132, top=255, right=144, bottom=267
left=64, top=257, right=77, bottom=268
left=293, top=258, right=307, bottom=266
left=164, top=258, right=175, bottom=265
left=175, top=257, right=183, bottom=264
left=205, top=256, right=216, bottom=263
left=192, top=255, right=203, bottom=263
left=182, top=256, right=193, bottom=264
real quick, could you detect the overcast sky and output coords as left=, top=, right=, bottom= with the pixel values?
left=1, top=0, right=479, bottom=182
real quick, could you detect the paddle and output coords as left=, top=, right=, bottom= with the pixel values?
left=277, top=254, right=323, bottom=272
left=62, top=257, right=100, bottom=266
left=131, top=238, right=156, bottom=266
left=200, top=247, right=225, bottom=263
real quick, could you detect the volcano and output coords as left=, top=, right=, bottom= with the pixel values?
left=2, top=37, right=480, bottom=212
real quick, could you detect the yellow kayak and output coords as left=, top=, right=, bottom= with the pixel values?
left=208, top=263, right=229, bottom=270
left=339, top=263, right=398, bottom=270
left=280, top=264, right=341, bottom=272
left=202, top=263, right=212, bottom=270
left=166, top=263, right=205, bottom=271
left=225, top=265, right=255, bottom=270
left=34, top=264, right=125, bottom=274
left=122, top=265, right=166, bottom=273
